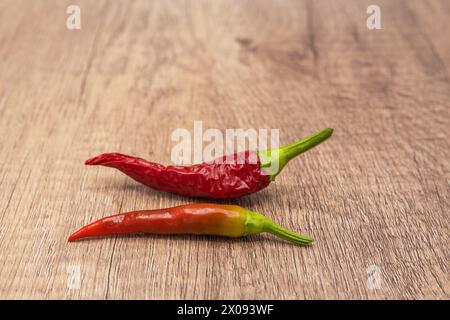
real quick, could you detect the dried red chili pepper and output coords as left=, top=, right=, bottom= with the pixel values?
left=85, top=128, right=332, bottom=199
left=68, top=203, right=313, bottom=245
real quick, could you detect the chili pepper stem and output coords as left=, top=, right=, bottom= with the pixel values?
left=258, top=128, right=333, bottom=181
left=245, top=210, right=314, bottom=245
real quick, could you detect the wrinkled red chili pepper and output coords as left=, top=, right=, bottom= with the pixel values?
left=68, top=203, right=314, bottom=245
left=85, top=128, right=332, bottom=199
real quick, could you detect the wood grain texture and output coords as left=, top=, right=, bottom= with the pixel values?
left=0, top=0, right=449, bottom=299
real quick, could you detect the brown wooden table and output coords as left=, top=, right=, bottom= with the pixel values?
left=0, top=0, right=448, bottom=299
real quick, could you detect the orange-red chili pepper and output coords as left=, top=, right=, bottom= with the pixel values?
left=85, top=128, right=332, bottom=199
left=68, top=204, right=314, bottom=245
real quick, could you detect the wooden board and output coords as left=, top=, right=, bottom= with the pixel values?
left=0, top=0, right=448, bottom=299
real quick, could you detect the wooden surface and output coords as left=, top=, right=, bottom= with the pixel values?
left=0, top=0, right=449, bottom=300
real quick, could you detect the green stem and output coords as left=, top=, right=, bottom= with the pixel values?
left=264, top=223, right=314, bottom=245
left=258, top=128, right=333, bottom=180
left=245, top=210, right=314, bottom=246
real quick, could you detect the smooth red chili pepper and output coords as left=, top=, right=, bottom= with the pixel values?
left=68, top=203, right=314, bottom=245
left=85, top=128, right=333, bottom=199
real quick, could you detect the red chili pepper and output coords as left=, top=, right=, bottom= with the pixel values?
left=85, top=128, right=332, bottom=199
left=68, top=203, right=313, bottom=245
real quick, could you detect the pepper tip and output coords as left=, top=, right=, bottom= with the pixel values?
left=68, top=227, right=89, bottom=242
left=68, top=232, right=81, bottom=242
left=85, top=154, right=104, bottom=165
left=85, top=153, right=121, bottom=166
